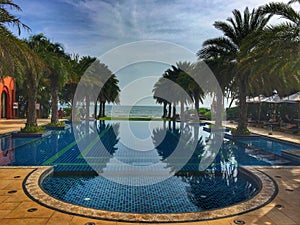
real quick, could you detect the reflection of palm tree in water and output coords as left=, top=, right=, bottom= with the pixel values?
left=96, top=120, right=119, bottom=155
left=152, top=122, right=203, bottom=173
left=153, top=122, right=244, bottom=210
left=63, top=121, right=120, bottom=173
left=181, top=140, right=241, bottom=210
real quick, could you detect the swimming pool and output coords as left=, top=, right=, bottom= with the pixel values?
left=1, top=120, right=296, bottom=220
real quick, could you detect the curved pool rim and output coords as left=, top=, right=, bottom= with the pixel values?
left=23, top=166, right=278, bottom=223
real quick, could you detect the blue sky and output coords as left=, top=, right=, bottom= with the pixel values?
left=13, top=0, right=290, bottom=57
left=12, top=0, right=294, bottom=106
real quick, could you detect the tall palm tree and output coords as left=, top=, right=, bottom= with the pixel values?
left=0, top=1, right=46, bottom=127
left=0, top=0, right=30, bottom=75
left=27, top=34, right=70, bottom=124
left=98, top=74, right=120, bottom=118
left=176, top=62, right=205, bottom=118
left=0, top=0, right=30, bottom=34
left=240, top=2, right=300, bottom=97
left=162, top=66, right=182, bottom=119
left=153, top=77, right=170, bottom=118
left=59, top=55, right=93, bottom=107
left=198, top=7, right=271, bottom=134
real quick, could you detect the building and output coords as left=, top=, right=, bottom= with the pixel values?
left=0, top=76, right=15, bottom=119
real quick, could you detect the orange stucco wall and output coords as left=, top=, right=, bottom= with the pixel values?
left=0, top=76, right=15, bottom=119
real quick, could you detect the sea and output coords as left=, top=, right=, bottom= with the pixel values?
left=59, top=104, right=182, bottom=118
left=104, top=105, right=164, bottom=118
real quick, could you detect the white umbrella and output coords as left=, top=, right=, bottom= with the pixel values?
left=282, top=91, right=300, bottom=102
left=246, top=95, right=265, bottom=103
left=261, top=94, right=282, bottom=103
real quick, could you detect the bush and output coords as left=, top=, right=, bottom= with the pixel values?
left=230, top=127, right=251, bottom=136
left=47, top=121, right=65, bottom=127
left=21, top=125, right=45, bottom=133
left=198, top=108, right=209, bottom=114
left=204, top=111, right=211, bottom=120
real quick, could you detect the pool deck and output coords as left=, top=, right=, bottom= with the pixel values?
left=0, top=119, right=299, bottom=224
left=0, top=119, right=51, bottom=135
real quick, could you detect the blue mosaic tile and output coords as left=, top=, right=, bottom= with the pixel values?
left=42, top=172, right=258, bottom=213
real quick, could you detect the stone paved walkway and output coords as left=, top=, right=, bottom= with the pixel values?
left=0, top=119, right=51, bottom=135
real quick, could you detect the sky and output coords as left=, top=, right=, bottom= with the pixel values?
left=12, top=0, right=295, bottom=107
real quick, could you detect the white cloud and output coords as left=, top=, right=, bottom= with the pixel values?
left=60, top=0, right=296, bottom=56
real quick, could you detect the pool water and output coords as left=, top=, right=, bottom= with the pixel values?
left=2, top=121, right=298, bottom=168
left=234, top=137, right=299, bottom=156
left=42, top=171, right=258, bottom=213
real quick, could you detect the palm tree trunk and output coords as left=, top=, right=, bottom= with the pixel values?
left=172, top=104, right=176, bottom=120
left=26, top=76, right=37, bottom=127
left=236, top=79, right=248, bottom=134
left=194, top=90, right=200, bottom=115
left=168, top=103, right=171, bottom=118
left=94, top=100, right=97, bottom=119
left=103, top=102, right=106, bottom=117
left=162, top=102, right=167, bottom=118
left=215, top=94, right=223, bottom=128
left=98, top=101, right=103, bottom=118
left=195, top=99, right=199, bottom=121
left=50, top=79, right=59, bottom=124
left=99, top=102, right=104, bottom=117
left=180, top=101, right=184, bottom=121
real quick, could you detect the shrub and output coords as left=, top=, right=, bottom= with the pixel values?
left=20, top=125, right=45, bottom=133
left=47, top=121, right=65, bottom=127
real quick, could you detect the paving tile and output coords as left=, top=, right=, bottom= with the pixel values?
left=46, top=211, right=73, bottom=225
left=0, top=202, right=21, bottom=210
left=207, top=218, right=232, bottom=225
left=1, top=179, right=23, bottom=190
left=117, top=222, right=140, bottom=225
left=0, top=209, right=12, bottom=219
left=0, top=180, right=12, bottom=189
left=0, top=218, right=49, bottom=225
left=0, top=195, right=9, bottom=203
left=3, top=192, right=33, bottom=203
left=264, top=208, right=298, bottom=225
left=230, top=215, right=277, bottom=225
left=4, top=201, right=54, bottom=219
left=70, top=216, right=117, bottom=225
left=142, top=222, right=209, bottom=225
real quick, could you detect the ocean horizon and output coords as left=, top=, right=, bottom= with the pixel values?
left=104, top=105, right=165, bottom=118
left=60, top=103, right=207, bottom=118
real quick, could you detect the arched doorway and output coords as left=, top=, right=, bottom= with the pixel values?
left=1, top=91, right=8, bottom=118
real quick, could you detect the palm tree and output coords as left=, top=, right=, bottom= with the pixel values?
left=60, top=56, right=96, bottom=113
left=162, top=66, right=181, bottom=119
left=0, top=0, right=30, bottom=75
left=153, top=77, right=170, bottom=118
left=98, top=74, right=120, bottom=118
left=27, top=34, right=70, bottom=124
left=198, top=7, right=271, bottom=134
left=0, top=1, right=46, bottom=127
left=239, top=2, right=300, bottom=97
left=176, top=62, right=205, bottom=119
left=0, top=0, right=30, bottom=34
